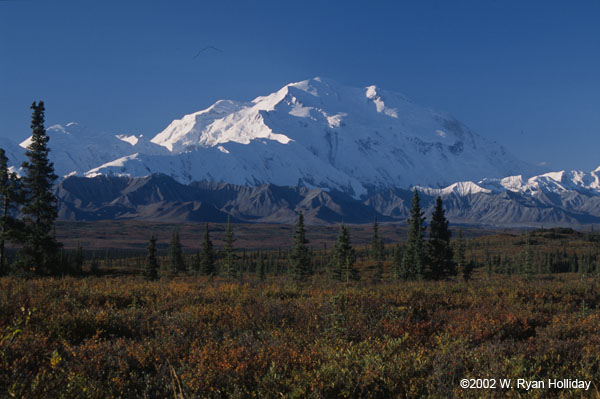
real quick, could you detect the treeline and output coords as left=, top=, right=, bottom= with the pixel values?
left=481, top=241, right=600, bottom=276
left=139, top=190, right=471, bottom=283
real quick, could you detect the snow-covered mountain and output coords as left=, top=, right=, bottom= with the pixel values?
left=480, top=169, right=600, bottom=195
left=16, top=123, right=168, bottom=177
left=81, top=77, right=543, bottom=197
left=418, top=168, right=600, bottom=197
left=0, top=136, right=25, bottom=174
left=7, top=77, right=600, bottom=225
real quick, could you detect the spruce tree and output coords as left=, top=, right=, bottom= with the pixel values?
left=484, top=249, right=492, bottom=277
left=462, top=260, right=474, bottom=281
left=401, top=189, right=426, bottom=280
left=373, top=259, right=384, bottom=283
left=74, top=243, right=84, bottom=274
left=19, top=101, right=61, bottom=274
left=222, top=216, right=237, bottom=278
left=90, top=252, right=100, bottom=275
left=191, top=251, right=201, bottom=273
left=199, top=223, right=216, bottom=275
left=454, top=229, right=467, bottom=280
left=256, top=253, right=266, bottom=280
left=0, top=149, right=23, bottom=274
left=168, top=229, right=186, bottom=273
left=392, top=244, right=403, bottom=280
left=427, top=196, right=455, bottom=279
left=290, top=211, right=311, bottom=283
left=520, top=236, right=535, bottom=277
left=346, top=253, right=360, bottom=282
left=329, top=248, right=342, bottom=281
left=144, top=235, right=159, bottom=280
left=330, top=224, right=358, bottom=282
left=370, top=216, right=385, bottom=283
left=370, top=216, right=385, bottom=261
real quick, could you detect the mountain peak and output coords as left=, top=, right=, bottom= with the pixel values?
left=86, top=78, right=544, bottom=195
left=9, top=77, right=545, bottom=196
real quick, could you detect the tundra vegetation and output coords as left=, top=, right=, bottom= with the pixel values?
left=2, top=272, right=600, bottom=398
left=3, top=223, right=600, bottom=398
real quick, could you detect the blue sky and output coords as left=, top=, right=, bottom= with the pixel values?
left=1, top=0, right=599, bottom=171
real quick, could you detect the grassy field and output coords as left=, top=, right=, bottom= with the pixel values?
left=2, top=273, right=600, bottom=398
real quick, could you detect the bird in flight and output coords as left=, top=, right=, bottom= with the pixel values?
left=193, top=46, right=223, bottom=59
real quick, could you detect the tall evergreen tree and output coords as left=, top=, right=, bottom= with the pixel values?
left=0, top=149, right=23, bottom=274
left=18, top=101, right=61, bottom=274
left=428, top=196, right=455, bottom=279
left=222, top=216, right=237, bottom=278
left=144, top=235, right=159, bottom=280
left=290, top=211, right=312, bottom=283
left=401, top=189, right=426, bottom=280
left=199, top=223, right=216, bottom=275
left=330, top=224, right=358, bottom=282
left=168, top=229, right=186, bottom=273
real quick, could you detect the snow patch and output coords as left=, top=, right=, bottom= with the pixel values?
left=116, top=134, right=139, bottom=146
left=365, top=85, right=398, bottom=118
left=540, top=170, right=565, bottom=182
left=327, top=113, right=346, bottom=128
left=289, top=103, right=313, bottom=118
left=86, top=153, right=141, bottom=175
left=418, top=181, right=491, bottom=196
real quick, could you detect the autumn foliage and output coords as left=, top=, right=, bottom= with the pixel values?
left=1, top=274, right=600, bottom=398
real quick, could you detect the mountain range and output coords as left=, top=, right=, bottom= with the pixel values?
left=55, top=172, right=600, bottom=227
left=3, top=77, right=599, bottom=226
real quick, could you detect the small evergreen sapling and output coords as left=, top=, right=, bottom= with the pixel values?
left=168, top=229, right=186, bottom=274
left=222, top=216, right=237, bottom=278
left=145, top=235, right=159, bottom=280
left=256, top=253, right=266, bottom=280
left=392, top=244, right=403, bottom=280
left=370, top=216, right=385, bottom=283
left=454, top=229, right=470, bottom=281
left=199, top=223, right=216, bottom=276
left=330, top=224, right=358, bottom=282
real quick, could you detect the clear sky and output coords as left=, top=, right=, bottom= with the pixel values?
left=1, top=0, right=599, bottom=171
